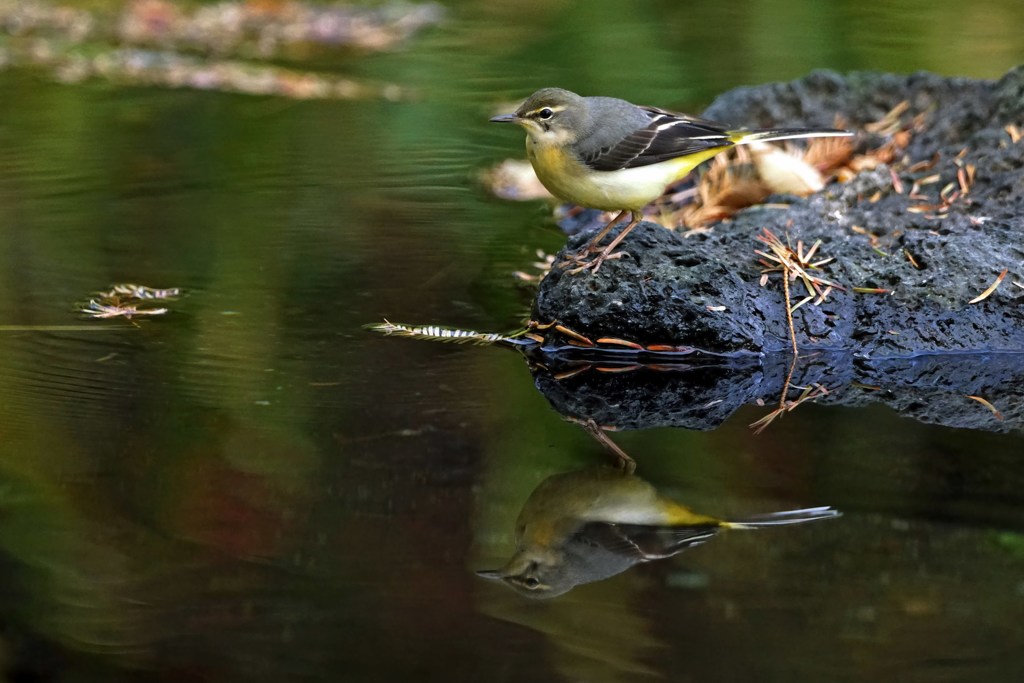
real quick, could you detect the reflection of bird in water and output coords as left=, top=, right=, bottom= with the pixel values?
left=477, top=467, right=838, bottom=599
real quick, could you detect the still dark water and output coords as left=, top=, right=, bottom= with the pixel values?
left=2, top=1, right=1024, bottom=681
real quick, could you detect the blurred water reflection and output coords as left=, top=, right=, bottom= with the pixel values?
left=1, top=0, right=1023, bottom=681
left=477, top=466, right=838, bottom=598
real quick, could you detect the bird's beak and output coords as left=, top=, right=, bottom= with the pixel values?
left=475, top=569, right=503, bottom=580
left=489, top=113, right=519, bottom=123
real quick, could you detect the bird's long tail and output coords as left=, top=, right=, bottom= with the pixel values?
left=724, top=506, right=840, bottom=529
left=731, top=128, right=852, bottom=145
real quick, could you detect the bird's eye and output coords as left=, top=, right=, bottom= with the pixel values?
left=524, top=577, right=540, bottom=589
left=537, top=108, right=553, bottom=120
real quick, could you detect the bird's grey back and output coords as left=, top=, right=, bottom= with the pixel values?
left=577, top=95, right=652, bottom=150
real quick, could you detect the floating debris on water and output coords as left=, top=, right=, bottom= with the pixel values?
left=480, top=159, right=553, bottom=201
left=1, top=0, right=445, bottom=54
left=366, top=320, right=512, bottom=346
left=45, top=47, right=407, bottom=100
left=81, top=300, right=169, bottom=319
left=81, top=282, right=181, bottom=320
left=98, top=283, right=181, bottom=300
left=0, top=0, right=443, bottom=99
left=512, top=249, right=556, bottom=285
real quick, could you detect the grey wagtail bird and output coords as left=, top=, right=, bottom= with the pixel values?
left=477, top=467, right=838, bottom=599
left=490, top=88, right=851, bottom=273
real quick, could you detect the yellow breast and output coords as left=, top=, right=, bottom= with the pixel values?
left=527, top=138, right=720, bottom=212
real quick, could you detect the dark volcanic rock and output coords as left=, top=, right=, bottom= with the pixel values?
left=533, top=67, right=1024, bottom=357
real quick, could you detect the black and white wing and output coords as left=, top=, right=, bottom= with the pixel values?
left=581, top=107, right=735, bottom=172
left=577, top=522, right=719, bottom=560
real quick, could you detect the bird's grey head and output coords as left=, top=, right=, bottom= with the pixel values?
left=489, top=87, right=591, bottom=144
left=476, top=549, right=578, bottom=599
left=476, top=535, right=643, bottom=600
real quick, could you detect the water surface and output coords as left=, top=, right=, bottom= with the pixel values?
left=1, top=1, right=1023, bottom=681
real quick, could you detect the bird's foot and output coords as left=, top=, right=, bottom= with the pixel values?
left=555, top=244, right=599, bottom=270
left=562, top=248, right=626, bottom=275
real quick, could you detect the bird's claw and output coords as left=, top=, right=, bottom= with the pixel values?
left=556, top=244, right=599, bottom=269
left=562, top=249, right=625, bottom=275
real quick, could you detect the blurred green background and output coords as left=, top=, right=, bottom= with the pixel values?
left=1, top=1, right=1023, bottom=681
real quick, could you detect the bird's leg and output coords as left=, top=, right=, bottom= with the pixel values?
left=582, top=209, right=630, bottom=253
left=567, top=211, right=642, bottom=274
left=580, top=418, right=636, bottom=474
left=556, top=209, right=629, bottom=269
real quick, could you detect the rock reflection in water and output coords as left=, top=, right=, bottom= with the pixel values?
left=477, top=467, right=837, bottom=598
left=528, top=349, right=1024, bottom=433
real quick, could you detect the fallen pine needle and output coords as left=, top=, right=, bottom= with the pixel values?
left=750, top=381, right=829, bottom=434
left=889, top=168, right=904, bottom=194
left=967, top=395, right=1004, bottom=420
left=782, top=263, right=798, bottom=356
left=595, top=337, right=644, bottom=349
left=968, top=268, right=1008, bottom=304
left=853, top=287, right=891, bottom=294
left=904, top=249, right=921, bottom=269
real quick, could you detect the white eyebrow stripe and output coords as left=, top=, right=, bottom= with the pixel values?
left=526, top=104, right=567, bottom=116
